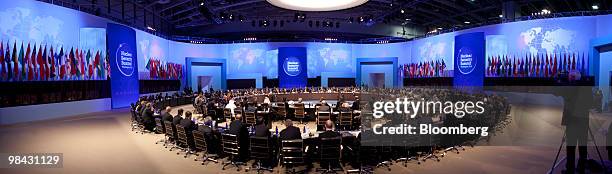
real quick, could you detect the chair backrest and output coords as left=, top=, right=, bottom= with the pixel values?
left=234, top=108, right=243, bottom=116
left=244, top=112, right=256, bottom=125
left=294, top=103, right=305, bottom=118
left=155, top=119, right=165, bottom=134
left=276, top=102, right=287, bottom=117
left=163, top=121, right=174, bottom=138
left=223, top=108, right=232, bottom=120
left=317, top=112, right=331, bottom=125
left=281, top=139, right=305, bottom=165
left=339, top=111, right=352, bottom=126
left=249, top=136, right=271, bottom=160
left=176, top=125, right=189, bottom=147
left=319, top=136, right=342, bottom=162
left=130, top=109, right=137, bottom=122
left=193, top=130, right=208, bottom=152
left=221, top=133, right=240, bottom=156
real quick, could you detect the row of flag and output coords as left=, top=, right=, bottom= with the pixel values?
left=0, top=41, right=110, bottom=81
left=144, top=58, right=183, bottom=80
left=399, top=59, right=447, bottom=78
left=486, top=52, right=587, bottom=78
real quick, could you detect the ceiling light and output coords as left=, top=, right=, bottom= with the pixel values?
left=592, top=5, right=599, bottom=10
left=437, top=27, right=442, bottom=30
left=405, top=18, right=410, bottom=21
left=499, top=14, right=503, bottom=18
left=200, top=2, right=204, bottom=6
left=464, top=21, right=470, bottom=24
left=267, top=0, right=368, bottom=11
left=400, top=9, right=405, bottom=13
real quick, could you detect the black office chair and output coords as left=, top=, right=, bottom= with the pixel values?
left=293, top=103, right=305, bottom=123
left=422, top=123, right=442, bottom=162
left=244, top=112, right=257, bottom=126
left=395, top=133, right=421, bottom=166
left=338, top=111, right=352, bottom=131
left=316, top=112, right=331, bottom=131
left=221, top=133, right=244, bottom=171
left=130, top=109, right=139, bottom=132
left=276, top=102, right=287, bottom=120
left=223, top=108, right=232, bottom=121
left=193, top=130, right=218, bottom=165
left=317, top=136, right=343, bottom=173
left=280, top=139, right=305, bottom=174
left=135, top=113, right=151, bottom=134
left=163, top=121, right=176, bottom=150
left=154, top=119, right=168, bottom=145
left=348, top=136, right=375, bottom=174
left=375, top=137, right=393, bottom=171
left=176, top=125, right=194, bottom=158
left=249, top=136, right=273, bottom=173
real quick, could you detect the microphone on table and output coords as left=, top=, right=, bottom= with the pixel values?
left=303, top=126, right=307, bottom=133
left=275, top=126, right=279, bottom=135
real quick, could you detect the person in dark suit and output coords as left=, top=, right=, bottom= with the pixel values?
left=142, top=103, right=156, bottom=131
left=228, top=114, right=245, bottom=135
left=254, top=117, right=270, bottom=137
left=337, top=102, right=351, bottom=112
left=351, top=99, right=360, bottom=111
left=246, top=103, right=257, bottom=113
left=180, top=111, right=198, bottom=131
left=197, top=116, right=218, bottom=153
left=172, top=109, right=184, bottom=126
left=280, top=119, right=302, bottom=140
left=554, top=71, right=594, bottom=174
left=228, top=114, right=249, bottom=161
left=161, top=106, right=173, bottom=123
left=179, top=111, right=197, bottom=149
left=319, top=120, right=341, bottom=139
left=317, top=101, right=331, bottom=113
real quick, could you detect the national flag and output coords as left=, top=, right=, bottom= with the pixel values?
left=79, top=49, right=84, bottom=79
left=59, top=47, right=66, bottom=80
left=94, top=51, right=102, bottom=79
left=552, top=53, right=557, bottom=77
left=572, top=53, right=576, bottom=70
left=85, top=49, right=92, bottom=79
left=41, top=45, right=47, bottom=80
left=6, top=42, right=12, bottom=80
left=69, top=48, right=76, bottom=77
left=581, top=52, right=586, bottom=75
left=11, top=42, right=18, bottom=80
left=49, top=46, right=56, bottom=79
left=105, top=52, right=111, bottom=79
left=22, top=43, right=30, bottom=81
left=27, top=44, right=36, bottom=80
left=0, top=41, right=4, bottom=80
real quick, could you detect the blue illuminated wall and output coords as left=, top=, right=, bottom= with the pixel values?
left=136, top=30, right=171, bottom=79
left=0, top=0, right=107, bottom=47
left=185, top=58, right=226, bottom=91
left=356, top=57, right=398, bottom=88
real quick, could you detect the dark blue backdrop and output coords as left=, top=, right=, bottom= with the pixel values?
left=108, top=23, right=139, bottom=108
left=278, top=47, right=307, bottom=88
left=454, top=32, right=485, bottom=87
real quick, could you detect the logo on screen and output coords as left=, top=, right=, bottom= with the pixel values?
left=456, top=47, right=476, bottom=75
left=115, top=43, right=135, bottom=77
left=283, top=57, right=302, bottom=76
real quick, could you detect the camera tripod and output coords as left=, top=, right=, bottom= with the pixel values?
left=548, top=125, right=607, bottom=174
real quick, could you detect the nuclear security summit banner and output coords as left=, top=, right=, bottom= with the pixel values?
left=278, top=47, right=307, bottom=88
left=107, top=23, right=139, bottom=108
left=454, top=32, right=485, bottom=87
